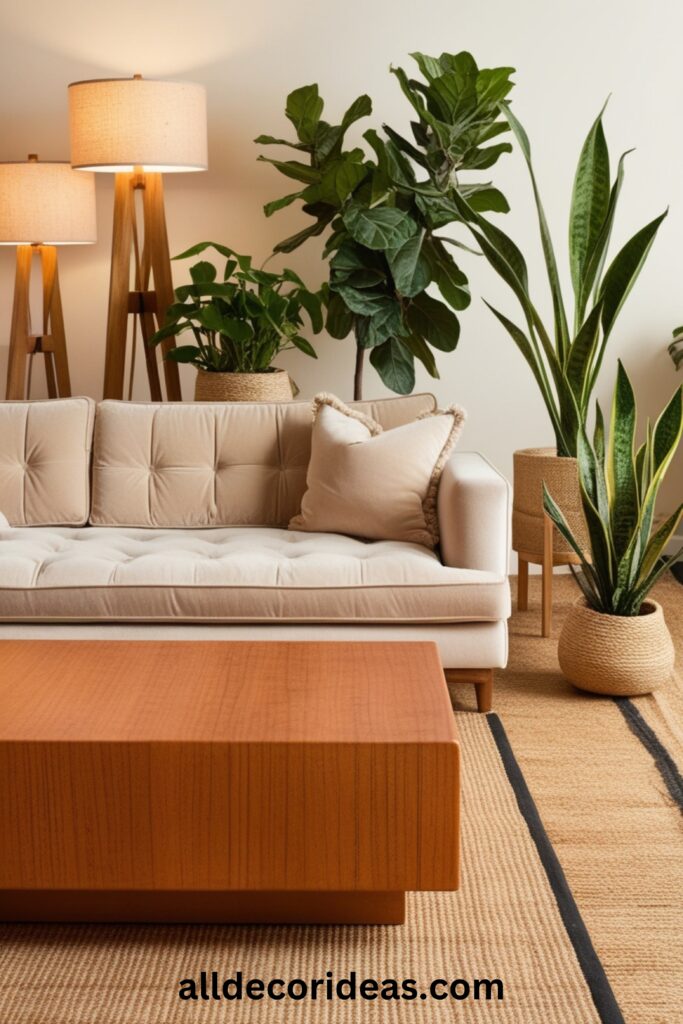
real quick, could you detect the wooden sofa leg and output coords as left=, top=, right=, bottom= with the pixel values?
left=444, top=669, right=494, bottom=713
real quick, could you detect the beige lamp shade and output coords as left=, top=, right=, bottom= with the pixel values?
left=69, top=76, right=208, bottom=173
left=0, top=158, right=96, bottom=245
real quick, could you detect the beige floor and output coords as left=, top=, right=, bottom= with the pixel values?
left=452, top=572, right=683, bottom=1024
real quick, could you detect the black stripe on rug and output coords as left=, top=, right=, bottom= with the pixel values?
left=487, top=713, right=625, bottom=1024
left=614, top=697, right=683, bottom=812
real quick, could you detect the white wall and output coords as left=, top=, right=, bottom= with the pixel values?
left=0, top=0, right=681, bottom=532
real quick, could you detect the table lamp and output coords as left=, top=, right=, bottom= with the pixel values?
left=0, top=156, right=96, bottom=400
left=68, top=75, right=207, bottom=401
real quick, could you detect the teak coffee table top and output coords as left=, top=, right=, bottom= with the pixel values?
left=0, top=639, right=457, bottom=746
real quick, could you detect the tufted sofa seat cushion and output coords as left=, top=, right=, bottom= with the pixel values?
left=0, top=526, right=510, bottom=624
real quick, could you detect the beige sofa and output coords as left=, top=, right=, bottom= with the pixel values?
left=0, top=394, right=511, bottom=704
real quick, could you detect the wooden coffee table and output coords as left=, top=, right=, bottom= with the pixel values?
left=0, top=640, right=459, bottom=925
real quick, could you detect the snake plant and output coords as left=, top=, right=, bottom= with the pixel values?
left=457, top=103, right=667, bottom=457
left=543, top=362, right=682, bottom=615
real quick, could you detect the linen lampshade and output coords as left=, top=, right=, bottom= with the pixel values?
left=68, top=77, right=208, bottom=173
left=0, top=158, right=96, bottom=245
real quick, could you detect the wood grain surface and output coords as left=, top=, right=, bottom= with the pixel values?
left=0, top=640, right=459, bottom=909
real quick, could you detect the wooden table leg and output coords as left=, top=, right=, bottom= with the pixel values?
left=518, top=557, right=529, bottom=611
left=542, top=513, right=553, bottom=638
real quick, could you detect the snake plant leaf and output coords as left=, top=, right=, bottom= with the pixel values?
left=406, top=293, right=460, bottom=351
left=256, top=156, right=321, bottom=185
left=285, top=84, right=324, bottom=144
left=325, top=292, right=353, bottom=339
left=577, top=426, right=615, bottom=588
left=542, top=484, right=593, bottom=576
left=341, top=94, right=372, bottom=131
left=343, top=203, right=417, bottom=251
left=652, top=380, right=683, bottom=473
left=569, top=105, right=610, bottom=309
left=628, top=542, right=683, bottom=615
left=594, top=400, right=606, bottom=468
left=263, top=191, right=304, bottom=218
left=386, top=231, right=431, bottom=297
left=369, top=338, right=415, bottom=394
left=403, top=332, right=440, bottom=377
left=599, top=211, right=668, bottom=340
left=606, top=361, right=638, bottom=559
left=501, top=103, right=570, bottom=360
left=638, top=502, right=683, bottom=583
left=578, top=149, right=631, bottom=316
left=565, top=301, right=603, bottom=402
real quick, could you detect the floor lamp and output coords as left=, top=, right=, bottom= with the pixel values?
left=0, top=156, right=96, bottom=400
left=68, top=75, right=208, bottom=401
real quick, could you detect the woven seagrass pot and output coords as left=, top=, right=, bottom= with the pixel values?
left=513, top=447, right=589, bottom=558
left=194, top=368, right=293, bottom=402
left=558, top=597, right=674, bottom=696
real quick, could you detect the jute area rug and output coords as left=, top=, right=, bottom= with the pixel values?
left=0, top=713, right=621, bottom=1024
left=454, top=573, right=682, bottom=1024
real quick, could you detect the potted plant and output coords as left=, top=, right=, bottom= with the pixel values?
left=257, top=52, right=516, bottom=398
left=456, top=103, right=667, bottom=557
left=151, top=243, right=323, bottom=402
left=543, top=362, right=682, bottom=696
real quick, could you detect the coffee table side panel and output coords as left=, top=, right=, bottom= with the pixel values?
left=0, top=740, right=459, bottom=893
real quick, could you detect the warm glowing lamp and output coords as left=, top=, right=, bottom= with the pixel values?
left=68, top=75, right=207, bottom=400
left=0, top=156, right=96, bottom=400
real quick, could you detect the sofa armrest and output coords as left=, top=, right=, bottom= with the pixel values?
left=437, top=452, right=511, bottom=574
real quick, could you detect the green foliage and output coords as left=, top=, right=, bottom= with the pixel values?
left=459, top=103, right=666, bottom=456
left=670, top=326, right=683, bottom=370
left=256, top=52, right=515, bottom=395
left=543, top=362, right=683, bottom=615
left=149, top=242, right=323, bottom=373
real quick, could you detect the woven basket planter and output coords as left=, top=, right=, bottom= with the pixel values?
left=558, top=597, right=674, bottom=696
left=194, top=368, right=293, bottom=403
left=512, top=447, right=589, bottom=558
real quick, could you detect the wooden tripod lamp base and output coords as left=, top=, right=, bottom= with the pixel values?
left=103, top=171, right=181, bottom=401
left=5, top=245, right=71, bottom=401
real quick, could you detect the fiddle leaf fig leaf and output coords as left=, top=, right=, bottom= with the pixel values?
left=343, top=202, right=417, bottom=250
left=285, top=84, right=324, bottom=144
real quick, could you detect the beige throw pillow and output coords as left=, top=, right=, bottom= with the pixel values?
left=289, top=394, right=466, bottom=548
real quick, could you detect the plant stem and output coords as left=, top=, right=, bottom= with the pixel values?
left=354, top=343, right=365, bottom=401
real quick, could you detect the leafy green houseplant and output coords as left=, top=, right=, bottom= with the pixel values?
left=543, top=362, right=681, bottom=695
left=460, top=104, right=666, bottom=459
left=257, top=52, right=516, bottom=398
left=454, top=101, right=667, bottom=572
left=150, top=243, right=323, bottom=401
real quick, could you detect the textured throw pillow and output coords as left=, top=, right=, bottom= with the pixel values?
left=289, top=393, right=466, bottom=548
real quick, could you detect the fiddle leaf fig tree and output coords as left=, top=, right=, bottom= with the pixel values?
left=256, top=52, right=515, bottom=397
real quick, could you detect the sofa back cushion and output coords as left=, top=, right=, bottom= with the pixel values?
left=90, top=394, right=436, bottom=528
left=0, top=398, right=95, bottom=526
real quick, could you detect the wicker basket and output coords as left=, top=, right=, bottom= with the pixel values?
left=558, top=597, right=674, bottom=696
left=513, top=447, right=589, bottom=558
left=194, top=368, right=293, bottom=402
